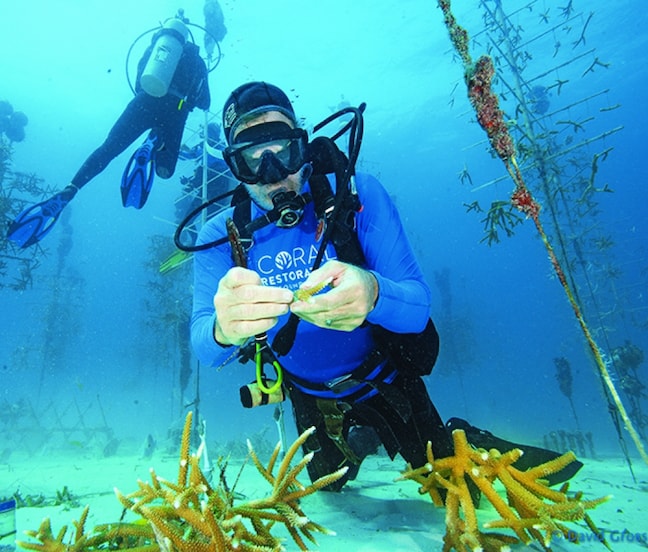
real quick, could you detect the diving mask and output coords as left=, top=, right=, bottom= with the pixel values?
left=224, top=121, right=308, bottom=185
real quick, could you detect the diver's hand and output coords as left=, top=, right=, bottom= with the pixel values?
left=290, top=260, right=378, bottom=331
left=213, top=267, right=293, bottom=346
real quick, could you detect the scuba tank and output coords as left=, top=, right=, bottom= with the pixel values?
left=140, top=18, right=189, bottom=97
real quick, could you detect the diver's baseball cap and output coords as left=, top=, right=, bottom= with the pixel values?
left=222, top=82, right=296, bottom=144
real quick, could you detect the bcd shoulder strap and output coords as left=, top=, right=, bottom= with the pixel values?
left=308, top=172, right=365, bottom=267
left=230, top=184, right=253, bottom=252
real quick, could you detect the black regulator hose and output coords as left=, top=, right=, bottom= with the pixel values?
left=174, top=189, right=236, bottom=252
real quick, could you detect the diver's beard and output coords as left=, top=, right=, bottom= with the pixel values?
left=245, top=183, right=289, bottom=211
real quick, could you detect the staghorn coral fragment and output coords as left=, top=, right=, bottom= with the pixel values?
left=177, top=411, right=193, bottom=487
left=293, top=278, right=332, bottom=302
left=16, top=517, right=70, bottom=552
left=397, top=441, right=444, bottom=506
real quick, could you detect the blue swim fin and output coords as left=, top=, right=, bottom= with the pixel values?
left=121, top=131, right=157, bottom=209
left=7, top=187, right=75, bottom=248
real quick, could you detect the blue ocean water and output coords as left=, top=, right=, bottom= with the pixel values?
left=0, top=0, right=647, bottom=545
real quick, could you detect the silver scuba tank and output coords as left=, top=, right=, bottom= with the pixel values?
left=140, top=18, right=189, bottom=98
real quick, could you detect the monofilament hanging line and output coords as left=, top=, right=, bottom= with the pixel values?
left=437, top=0, right=648, bottom=466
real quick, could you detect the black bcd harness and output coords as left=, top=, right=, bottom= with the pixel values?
left=231, top=135, right=440, bottom=381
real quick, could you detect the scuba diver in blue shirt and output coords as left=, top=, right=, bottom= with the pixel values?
left=7, top=13, right=211, bottom=249
left=189, top=82, right=582, bottom=493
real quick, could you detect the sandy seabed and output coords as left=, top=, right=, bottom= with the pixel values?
left=1, top=450, right=647, bottom=551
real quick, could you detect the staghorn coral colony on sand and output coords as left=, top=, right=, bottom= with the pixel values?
left=17, top=412, right=346, bottom=551
left=399, top=429, right=609, bottom=552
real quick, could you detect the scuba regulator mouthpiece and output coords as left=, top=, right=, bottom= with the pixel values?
left=264, top=164, right=312, bottom=229
left=271, top=190, right=308, bottom=228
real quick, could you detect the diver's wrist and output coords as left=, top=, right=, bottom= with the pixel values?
left=213, top=318, right=246, bottom=348
left=213, top=319, right=233, bottom=347
left=367, top=270, right=379, bottom=311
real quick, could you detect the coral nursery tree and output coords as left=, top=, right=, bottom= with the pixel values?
left=0, top=120, right=48, bottom=291
left=436, top=0, right=648, bottom=469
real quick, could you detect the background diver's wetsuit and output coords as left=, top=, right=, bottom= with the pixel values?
left=70, top=39, right=210, bottom=191
left=191, top=172, right=454, bottom=489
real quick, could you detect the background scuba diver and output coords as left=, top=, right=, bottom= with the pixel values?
left=7, top=13, right=211, bottom=249
left=190, top=82, right=582, bottom=493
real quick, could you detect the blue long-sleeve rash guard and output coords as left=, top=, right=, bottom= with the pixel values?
left=190, top=172, right=432, bottom=387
